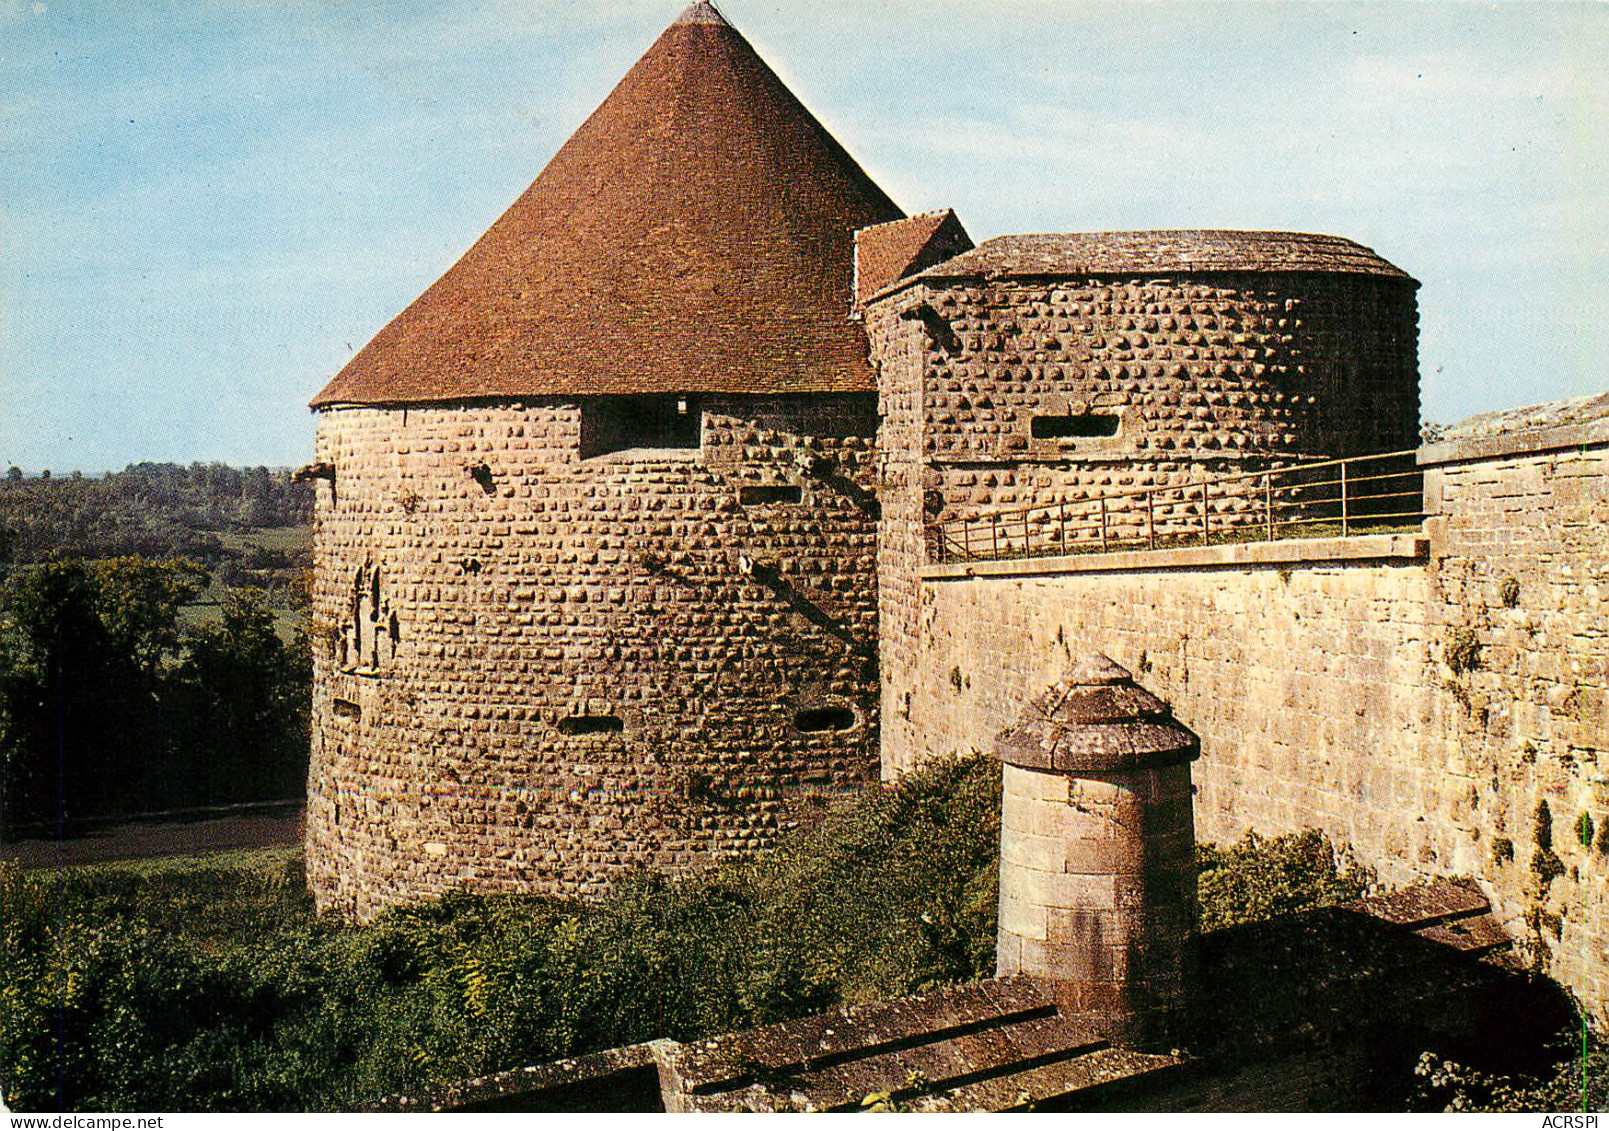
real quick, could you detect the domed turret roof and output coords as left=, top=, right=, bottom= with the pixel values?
left=994, top=654, right=1201, bottom=774
left=311, top=1, right=903, bottom=408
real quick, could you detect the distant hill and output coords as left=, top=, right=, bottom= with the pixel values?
left=0, top=462, right=313, bottom=616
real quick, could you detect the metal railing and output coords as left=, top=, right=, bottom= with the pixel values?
left=932, top=449, right=1424, bottom=565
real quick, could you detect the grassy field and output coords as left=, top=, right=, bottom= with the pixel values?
left=215, top=525, right=313, bottom=555
left=180, top=523, right=312, bottom=640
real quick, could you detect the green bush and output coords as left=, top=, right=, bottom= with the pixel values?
left=0, top=755, right=1002, bottom=1112
left=1415, top=1027, right=1608, bottom=1112
left=1195, top=829, right=1369, bottom=933
left=2, top=762, right=1378, bottom=1113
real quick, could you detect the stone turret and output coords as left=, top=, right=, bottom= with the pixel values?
left=993, top=654, right=1200, bottom=1047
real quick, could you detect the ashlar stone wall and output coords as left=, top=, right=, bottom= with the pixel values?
left=307, top=394, right=880, bottom=917
left=892, top=411, right=1609, bottom=1013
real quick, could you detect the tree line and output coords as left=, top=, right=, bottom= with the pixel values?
left=0, top=461, right=311, bottom=567
left=0, top=552, right=310, bottom=833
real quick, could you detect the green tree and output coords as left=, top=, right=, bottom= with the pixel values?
left=0, top=561, right=123, bottom=826
left=0, top=557, right=213, bottom=829
left=91, top=556, right=207, bottom=674
left=174, top=590, right=310, bottom=804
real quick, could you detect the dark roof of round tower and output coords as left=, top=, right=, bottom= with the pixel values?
left=920, top=230, right=1415, bottom=283
left=311, top=0, right=904, bottom=409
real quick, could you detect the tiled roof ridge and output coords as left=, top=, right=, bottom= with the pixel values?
left=855, top=207, right=954, bottom=235
left=916, top=228, right=1414, bottom=282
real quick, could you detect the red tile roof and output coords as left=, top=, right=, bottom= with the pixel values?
left=852, top=209, right=974, bottom=308
left=311, top=2, right=903, bottom=408
left=918, top=230, right=1415, bottom=282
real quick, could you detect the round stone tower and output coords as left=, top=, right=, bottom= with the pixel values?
left=862, top=228, right=1422, bottom=776
left=303, top=2, right=903, bottom=917
left=993, top=654, right=1201, bottom=1048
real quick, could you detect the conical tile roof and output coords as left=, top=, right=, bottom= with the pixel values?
left=312, top=2, right=903, bottom=408
left=994, top=655, right=1201, bottom=774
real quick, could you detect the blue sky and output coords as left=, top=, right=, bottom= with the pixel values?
left=3, top=0, right=1604, bottom=473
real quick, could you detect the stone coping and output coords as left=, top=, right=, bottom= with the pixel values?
left=920, top=532, right=1428, bottom=582
left=659, top=974, right=1185, bottom=1113
left=367, top=1039, right=670, bottom=1112
left=1419, top=410, right=1609, bottom=468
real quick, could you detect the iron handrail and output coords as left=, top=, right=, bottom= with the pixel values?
left=932, top=448, right=1424, bottom=565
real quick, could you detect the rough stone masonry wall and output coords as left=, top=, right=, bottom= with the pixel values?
left=868, top=270, right=1420, bottom=773
left=893, top=414, right=1609, bottom=1013
left=919, top=272, right=1417, bottom=488
left=307, top=394, right=879, bottom=918
left=868, top=296, right=932, bottom=766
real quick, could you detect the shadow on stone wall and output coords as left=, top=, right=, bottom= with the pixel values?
left=1085, top=904, right=1577, bottom=1111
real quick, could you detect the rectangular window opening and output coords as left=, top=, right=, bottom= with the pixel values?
left=739, top=484, right=803, bottom=506
left=581, top=395, right=701, bottom=458
left=793, top=706, right=857, bottom=733
left=558, top=715, right=624, bottom=736
left=1031, top=413, right=1121, bottom=440
left=332, top=698, right=362, bottom=721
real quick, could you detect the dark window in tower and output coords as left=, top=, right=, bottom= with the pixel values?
left=793, top=706, right=858, bottom=733
left=558, top=715, right=625, bottom=736
left=1031, top=413, right=1121, bottom=439
left=739, top=484, right=803, bottom=506
left=581, top=395, right=701, bottom=458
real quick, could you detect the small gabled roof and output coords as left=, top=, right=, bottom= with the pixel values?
left=853, top=209, right=974, bottom=307
left=312, top=1, right=903, bottom=409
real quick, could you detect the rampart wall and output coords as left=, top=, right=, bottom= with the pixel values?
left=891, top=410, right=1609, bottom=1011
left=306, top=395, right=879, bottom=917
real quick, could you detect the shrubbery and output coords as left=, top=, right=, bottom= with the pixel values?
left=1, top=757, right=1384, bottom=1113
left=0, top=558, right=310, bottom=830
left=1195, top=828, right=1369, bottom=932
left=0, top=756, right=1000, bottom=1111
left=1414, top=1036, right=1608, bottom=1112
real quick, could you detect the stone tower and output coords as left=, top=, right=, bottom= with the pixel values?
left=860, top=229, right=1421, bottom=775
left=993, top=654, right=1200, bottom=1047
left=304, top=1, right=903, bottom=917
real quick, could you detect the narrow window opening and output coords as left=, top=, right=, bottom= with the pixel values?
left=581, top=395, right=700, bottom=458
left=1031, top=413, right=1121, bottom=439
left=793, top=706, right=857, bottom=733
left=739, top=484, right=803, bottom=506
left=558, top=715, right=624, bottom=736
left=332, top=698, right=361, bottom=721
